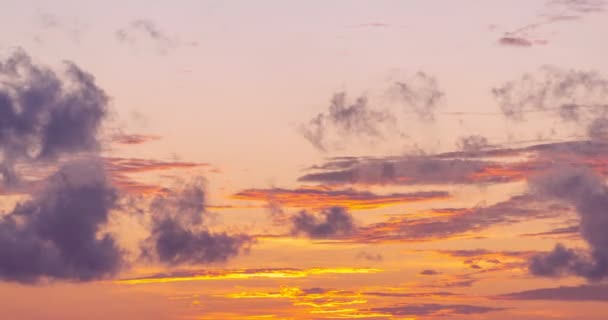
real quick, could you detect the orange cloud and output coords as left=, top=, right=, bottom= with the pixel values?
left=116, top=267, right=382, bottom=285
left=233, top=187, right=449, bottom=210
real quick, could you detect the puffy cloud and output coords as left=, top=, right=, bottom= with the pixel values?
left=141, top=179, right=253, bottom=265
left=527, top=166, right=608, bottom=281
left=290, top=207, right=356, bottom=239
left=0, top=49, right=108, bottom=186
left=0, top=160, right=123, bottom=283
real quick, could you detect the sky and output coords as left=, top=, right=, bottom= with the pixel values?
left=1, top=0, right=608, bottom=319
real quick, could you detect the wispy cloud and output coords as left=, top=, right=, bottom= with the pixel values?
left=233, top=187, right=449, bottom=210
left=116, top=267, right=382, bottom=284
left=497, top=284, right=608, bottom=301
left=115, top=19, right=197, bottom=54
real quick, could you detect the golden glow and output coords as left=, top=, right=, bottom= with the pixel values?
left=116, top=267, right=382, bottom=285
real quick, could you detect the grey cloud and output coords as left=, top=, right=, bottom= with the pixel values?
left=141, top=180, right=253, bottom=265
left=290, top=206, right=356, bottom=239
left=0, top=49, right=108, bottom=186
left=300, top=92, right=396, bottom=152
left=548, top=0, right=607, bottom=13
left=116, top=19, right=196, bottom=54
left=367, top=303, right=504, bottom=316
left=492, top=66, right=608, bottom=121
left=456, top=135, right=490, bottom=153
left=388, top=71, right=444, bottom=121
left=419, top=269, right=441, bottom=275
left=528, top=166, right=608, bottom=281
left=354, top=195, right=563, bottom=243
left=498, top=36, right=534, bottom=47
left=0, top=160, right=123, bottom=283
left=300, top=140, right=608, bottom=187
left=498, top=284, right=608, bottom=301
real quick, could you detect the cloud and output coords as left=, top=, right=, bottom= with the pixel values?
left=496, top=1, right=605, bottom=47
left=366, top=303, right=504, bottom=316
left=290, top=207, right=356, bottom=239
left=0, top=49, right=109, bottom=186
left=299, top=140, right=608, bottom=187
left=419, top=269, right=441, bottom=275
left=456, top=135, right=490, bottom=152
left=300, top=156, right=534, bottom=186
left=527, top=166, right=608, bottom=281
left=0, top=50, right=127, bottom=284
left=111, top=133, right=161, bottom=145
left=548, top=0, right=607, bottom=13
left=349, top=195, right=564, bottom=243
left=115, top=19, right=196, bottom=54
left=34, top=11, right=86, bottom=43
left=430, top=249, right=537, bottom=272
left=492, top=66, right=608, bottom=121
left=497, top=284, right=608, bottom=301
left=299, top=72, right=443, bottom=151
left=141, top=179, right=253, bottom=265
left=0, top=160, right=123, bottom=283
left=233, top=187, right=449, bottom=210
left=521, top=225, right=579, bottom=238
left=299, top=92, right=396, bottom=151
left=356, top=251, right=383, bottom=262
left=116, top=267, right=381, bottom=284
left=105, top=157, right=212, bottom=194
left=388, top=71, right=444, bottom=121
left=498, top=36, right=534, bottom=47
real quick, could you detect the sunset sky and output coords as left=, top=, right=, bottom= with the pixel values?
left=2, top=1, right=608, bottom=319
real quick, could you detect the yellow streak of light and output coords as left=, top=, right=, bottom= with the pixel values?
left=115, top=267, right=382, bottom=285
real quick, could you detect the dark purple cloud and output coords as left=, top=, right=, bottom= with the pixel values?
left=366, top=303, right=504, bottom=316
left=528, top=166, right=608, bottom=281
left=498, top=284, right=608, bottom=301
left=0, top=49, right=108, bottom=187
left=0, top=160, right=123, bottom=283
left=290, top=207, right=356, bottom=239
left=141, top=180, right=253, bottom=265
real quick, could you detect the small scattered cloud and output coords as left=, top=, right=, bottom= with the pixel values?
left=419, top=269, right=441, bottom=276
left=115, top=19, right=197, bottom=54
left=527, top=166, right=608, bottom=281
left=366, top=303, right=505, bottom=317
left=116, top=267, right=381, bottom=284
left=290, top=207, right=356, bottom=240
left=111, top=133, right=161, bottom=145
